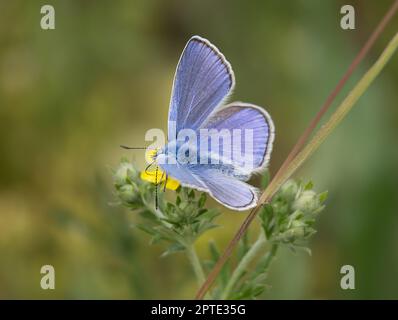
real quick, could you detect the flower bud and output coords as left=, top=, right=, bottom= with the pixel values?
left=291, top=219, right=306, bottom=228
left=118, top=184, right=138, bottom=203
left=289, top=227, right=306, bottom=239
left=114, top=162, right=137, bottom=186
left=293, top=190, right=319, bottom=214
left=279, top=180, right=299, bottom=202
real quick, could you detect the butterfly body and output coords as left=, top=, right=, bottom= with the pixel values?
left=154, top=36, right=275, bottom=211
left=157, top=140, right=251, bottom=180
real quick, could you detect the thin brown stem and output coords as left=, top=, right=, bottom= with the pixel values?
left=272, top=0, right=398, bottom=186
left=195, top=0, right=398, bottom=300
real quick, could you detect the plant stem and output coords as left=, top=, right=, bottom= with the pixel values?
left=266, top=31, right=398, bottom=204
left=272, top=0, right=398, bottom=183
left=195, top=29, right=398, bottom=300
left=221, top=233, right=267, bottom=300
left=262, top=244, right=278, bottom=273
left=186, top=244, right=206, bottom=287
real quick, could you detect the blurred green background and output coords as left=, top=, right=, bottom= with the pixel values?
left=0, top=0, right=397, bottom=299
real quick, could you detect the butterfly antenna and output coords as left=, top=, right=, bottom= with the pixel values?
left=155, top=166, right=159, bottom=209
left=145, top=160, right=156, bottom=175
left=162, top=173, right=168, bottom=192
left=120, top=145, right=148, bottom=150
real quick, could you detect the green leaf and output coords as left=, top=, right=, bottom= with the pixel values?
left=304, top=181, right=314, bottom=190
left=237, top=232, right=250, bottom=261
left=166, top=202, right=175, bottom=212
left=161, top=243, right=186, bottom=257
left=135, top=223, right=156, bottom=236
left=196, top=208, right=208, bottom=217
left=197, top=223, right=219, bottom=235
left=208, top=240, right=220, bottom=261
left=319, top=191, right=328, bottom=203
left=150, top=233, right=163, bottom=245
left=198, top=193, right=207, bottom=208
left=160, top=218, right=180, bottom=226
left=206, top=240, right=231, bottom=292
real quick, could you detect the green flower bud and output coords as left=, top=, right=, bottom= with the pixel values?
left=289, top=227, right=306, bottom=239
left=293, top=190, right=319, bottom=214
left=279, top=180, right=299, bottom=202
left=114, top=162, right=137, bottom=186
left=272, top=227, right=305, bottom=242
left=291, top=219, right=306, bottom=228
left=118, top=184, right=139, bottom=203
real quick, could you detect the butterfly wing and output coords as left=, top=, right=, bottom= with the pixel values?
left=162, top=37, right=274, bottom=211
left=168, top=36, right=234, bottom=140
left=160, top=102, right=274, bottom=210
left=159, top=161, right=207, bottom=192
left=191, top=167, right=258, bottom=210
left=159, top=162, right=258, bottom=210
left=200, top=102, right=275, bottom=173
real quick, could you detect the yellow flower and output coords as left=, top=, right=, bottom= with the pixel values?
left=140, top=149, right=180, bottom=190
left=140, top=168, right=180, bottom=190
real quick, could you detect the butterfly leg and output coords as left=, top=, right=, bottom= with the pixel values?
left=163, top=173, right=169, bottom=192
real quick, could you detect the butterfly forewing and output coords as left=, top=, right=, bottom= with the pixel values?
left=168, top=36, right=234, bottom=140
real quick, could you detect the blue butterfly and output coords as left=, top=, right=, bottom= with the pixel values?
left=155, top=36, right=275, bottom=211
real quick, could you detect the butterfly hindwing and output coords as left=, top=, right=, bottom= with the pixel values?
left=200, top=102, right=275, bottom=172
left=159, top=162, right=207, bottom=192
left=190, top=167, right=258, bottom=210
left=159, top=161, right=257, bottom=210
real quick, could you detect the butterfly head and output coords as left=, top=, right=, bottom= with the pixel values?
left=153, top=143, right=174, bottom=166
